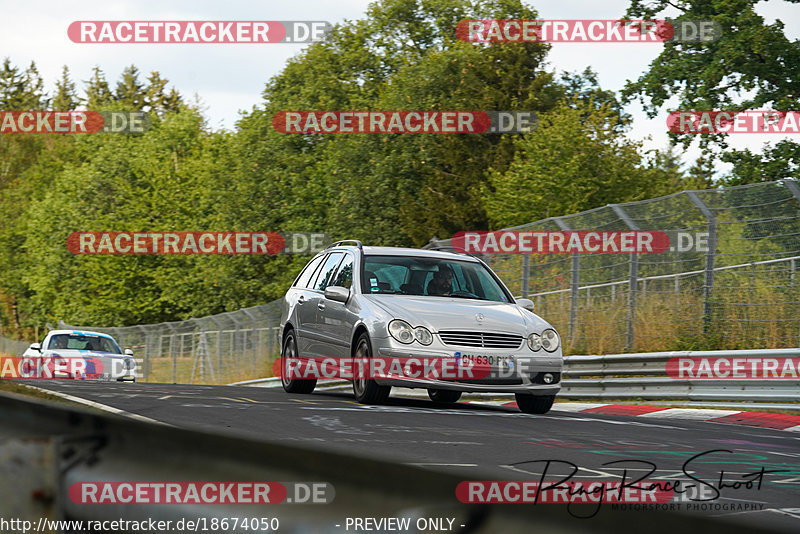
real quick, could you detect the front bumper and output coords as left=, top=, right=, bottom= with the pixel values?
left=375, top=340, right=562, bottom=395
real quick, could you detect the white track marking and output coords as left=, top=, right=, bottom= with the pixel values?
left=22, top=384, right=170, bottom=426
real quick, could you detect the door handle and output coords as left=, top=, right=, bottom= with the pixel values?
left=297, top=295, right=306, bottom=304
left=318, top=302, right=326, bottom=311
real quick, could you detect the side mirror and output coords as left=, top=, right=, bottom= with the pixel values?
left=324, top=285, right=350, bottom=303
left=124, top=348, right=134, bottom=356
left=29, top=342, right=42, bottom=352
left=516, top=298, right=535, bottom=312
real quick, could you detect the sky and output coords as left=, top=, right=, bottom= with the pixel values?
left=2, top=0, right=799, bottom=177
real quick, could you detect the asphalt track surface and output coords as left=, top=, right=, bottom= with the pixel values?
left=24, top=380, right=800, bottom=532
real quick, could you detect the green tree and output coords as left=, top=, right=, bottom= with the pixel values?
left=52, top=66, right=81, bottom=110
left=624, top=0, right=800, bottom=181
left=85, top=66, right=113, bottom=108
left=115, top=65, right=146, bottom=110
left=483, top=99, right=676, bottom=227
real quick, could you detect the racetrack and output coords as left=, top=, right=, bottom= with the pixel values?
left=21, top=380, right=800, bottom=532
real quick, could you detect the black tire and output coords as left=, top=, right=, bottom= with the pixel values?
left=428, top=389, right=462, bottom=403
left=515, top=394, right=555, bottom=414
left=281, top=330, right=316, bottom=394
left=352, top=332, right=391, bottom=404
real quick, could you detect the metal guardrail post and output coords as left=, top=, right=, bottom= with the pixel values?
left=611, top=204, right=640, bottom=351
left=553, top=217, right=579, bottom=342
left=686, top=191, right=718, bottom=333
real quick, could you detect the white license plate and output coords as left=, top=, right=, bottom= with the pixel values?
left=459, top=354, right=515, bottom=368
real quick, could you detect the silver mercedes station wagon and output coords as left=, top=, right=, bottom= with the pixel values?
left=279, top=240, right=562, bottom=414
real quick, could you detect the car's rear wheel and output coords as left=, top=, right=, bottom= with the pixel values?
left=427, top=389, right=462, bottom=403
left=281, top=330, right=316, bottom=394
left=515, top=393, right=555, bottom=414
left=352, top=332, right=390, bottom=404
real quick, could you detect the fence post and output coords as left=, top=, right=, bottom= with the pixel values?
left=611, top=204, right=640, bottom=351
left=686, top=191, right=717, bottom=333
left=165, top=323, right=178, bottom=384
left=137, top=325, right=149, bottom=381
left=210, top=315, right=225, bottom=381
left=521, top=254, right=530, bottom=299
left=783, top=179, right=800, bottom=346
left=553, top=217, right=579, bottom=342
left=242, top=308, right=259, bottom=378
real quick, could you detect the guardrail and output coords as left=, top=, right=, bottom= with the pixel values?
left=561, top=348, right=800, bottom=402
left=0, top=390, right=760, bottom=533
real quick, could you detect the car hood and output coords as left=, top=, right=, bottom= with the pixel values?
left=364, top=295, right=551, bottom=334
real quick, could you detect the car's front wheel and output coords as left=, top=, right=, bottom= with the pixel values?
left=515, top=393, right=555, bottom=414
left=281, top=330, right=316, bottom=394
left=352, top=332, right=390, bottom=404
left=428, top=389, right=462, bottom=403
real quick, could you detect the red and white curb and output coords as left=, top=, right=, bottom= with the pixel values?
left=464, top=400, right=800, bottom=432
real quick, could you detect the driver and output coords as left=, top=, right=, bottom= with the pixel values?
left=427, top=267, right=454, bottom=296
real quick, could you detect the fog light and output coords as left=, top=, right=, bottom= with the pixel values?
left=543, top=373, right=554, bottom=384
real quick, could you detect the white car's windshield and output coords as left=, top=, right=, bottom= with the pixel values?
left=361, top=255, right=511, bottom=302
left=47, top=334, right=122, bottom=353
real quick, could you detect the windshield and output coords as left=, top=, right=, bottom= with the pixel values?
left=361, top=255, right=511, bottom=302
left=47, top=333, right=122, bottom=354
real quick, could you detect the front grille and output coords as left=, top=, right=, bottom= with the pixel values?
left=438, top=330, right=523, bottom=349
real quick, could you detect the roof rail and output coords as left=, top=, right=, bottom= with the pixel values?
left=326, top=240, right=363, bottom=250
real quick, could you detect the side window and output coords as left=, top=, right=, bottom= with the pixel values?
left=331, top=254, right=354, bottom=289
left=294, top=255, right=326, bottom=288
left=312, top=252, right=345, bottom=291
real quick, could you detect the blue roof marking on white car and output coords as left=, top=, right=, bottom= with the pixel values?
left=69, top=330, right=114, bottom=340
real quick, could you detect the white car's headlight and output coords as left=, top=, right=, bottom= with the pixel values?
left=388, top=320, right=415, bottom=344
left=527, top=333, right=541, bottom=351
left=414, top=326, right=433, bottom=345
left=124, top=357, right=135, bottom=370
left=542, top=329, right=560, bottom=352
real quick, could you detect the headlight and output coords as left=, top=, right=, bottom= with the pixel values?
left=527, top=333, right=541, bottom=351
left=388, top=320, right=415, bottom=344
left=414, top=326, right=433, bottom=345
left=124, top=357, right=135, bottom=370
left=542, top=329, right=560, bottom=352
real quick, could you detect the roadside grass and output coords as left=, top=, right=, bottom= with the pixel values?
left=140, top=354, right=278, bottom=384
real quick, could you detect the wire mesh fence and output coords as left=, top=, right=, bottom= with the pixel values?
left=5, top=178, right=798, bottom=384
left=430, top=178, right=800, bottom=354
left=0, top=333, right=31, bottom=356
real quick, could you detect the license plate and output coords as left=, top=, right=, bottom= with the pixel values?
left=459, top=354, right=515, bottom=368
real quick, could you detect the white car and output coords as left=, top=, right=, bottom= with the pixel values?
left=23, top=330, right=137, bottom=381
